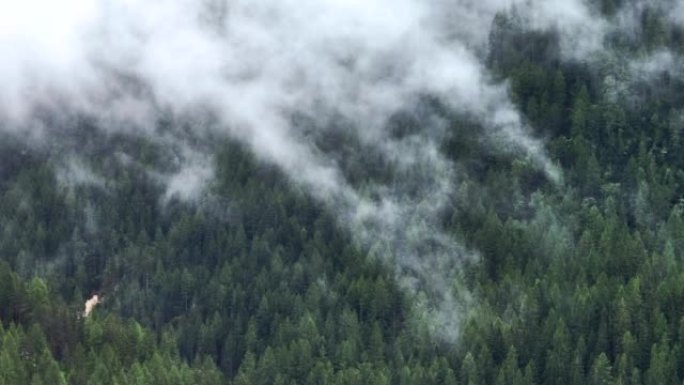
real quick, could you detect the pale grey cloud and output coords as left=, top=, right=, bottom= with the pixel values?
left=0, top=0, right=571, bottom=340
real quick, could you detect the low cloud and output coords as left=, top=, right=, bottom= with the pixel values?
left=0, top=0, right=569, bottom=340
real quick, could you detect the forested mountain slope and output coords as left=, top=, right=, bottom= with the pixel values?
left=2, top=0, right=684, bottom=384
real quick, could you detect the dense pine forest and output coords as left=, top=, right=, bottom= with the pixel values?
left=2, top=0, right=684, bottom=384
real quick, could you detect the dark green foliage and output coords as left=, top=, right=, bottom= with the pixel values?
left=0, top=263, right=223, bottom=384
left=4, top=3, right=684, bottom=384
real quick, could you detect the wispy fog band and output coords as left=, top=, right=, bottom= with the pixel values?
left=0, top=0, right=599, bottom=339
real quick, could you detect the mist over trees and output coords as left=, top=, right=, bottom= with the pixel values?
left=1, top=0, right=684, bottom=384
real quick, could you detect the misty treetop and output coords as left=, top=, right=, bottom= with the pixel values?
left=1, top=0, right=684, bottom=384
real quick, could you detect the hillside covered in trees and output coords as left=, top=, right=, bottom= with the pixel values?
left=2, top=0, right=684, bottom=384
